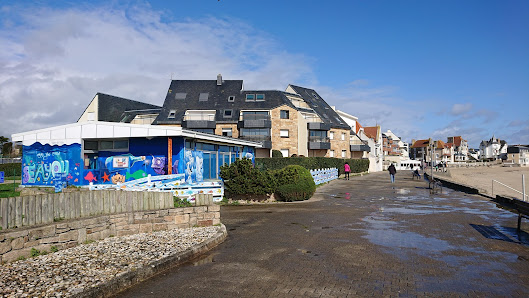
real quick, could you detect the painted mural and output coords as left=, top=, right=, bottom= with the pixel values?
left=22, top=143, right=82, bottom=187
left=184, top=149, right=204, bottom=184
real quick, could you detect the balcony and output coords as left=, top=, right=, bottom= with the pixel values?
left=182, top=114, right=216, bottom=129
left=350, top=144, right=371, bottom=152
left=307, top=122, right=330, bottom=131
left=239, top=114, right=271, bottom=128
left=308, top=136, right=331, bottom=150
left=239, top=135, right=272, bottom=149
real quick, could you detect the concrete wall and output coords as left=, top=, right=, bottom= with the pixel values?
left=0, top=204, right=220, bottom=263
left=0, top=190, right=174, bottom=231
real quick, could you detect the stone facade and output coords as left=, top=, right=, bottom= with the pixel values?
left=215, top=123, right=239, bottom=138
left=270, top=105, right=300, bottom=156
left=329, top=128, right=351, bottom=158
left=0, top=205, right=220, bottom=263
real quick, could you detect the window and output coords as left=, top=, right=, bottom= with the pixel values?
left=240, top=128, right=270, bottom=136
left=330, top=150, right=334, bottom=157
left=223, top=109, right=233, bottom=118
left=99, top=140, right=129, bottom=151
left=330, top=131, right=334, bottom=140
left=168, top=110, right=176, bottom=119
left=280, top=110, right=289, bottom=119
left=342, top=150, right=346, bottom=158
left=280, top=149, right=289, bottom=157
left=87, top=112, right=95, bottom=121
left=222, top=128, right=232, bottom=137
left=245, top=94, right=255, bottom=101
left=256, top=94, right=265, bottom=101
left=280, top=129, right=289, bottom=138
left=174, top=93, right=186, bottom=100
left=341, top=133, right=345, bottom=141
left=84, top=140, right=98, bottom=150
left=199, top=93, right=209, bottom=101
left=228, top=96, right=235, bottom=102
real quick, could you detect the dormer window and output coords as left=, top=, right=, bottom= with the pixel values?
left=199, top=93, right=209, bottom=101
left=256, top=94, right=265, bottom=101
left=223, top=109, right=233, bottom=118
left=228, top=96, right=235, bottom=102
left=168, top=110, right=176, bottom=119
left=245, top=94, right=255, bottom=101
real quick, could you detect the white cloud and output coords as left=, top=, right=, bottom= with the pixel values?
left=450, top=103, right=473, bottom=115
left=0, top=3, right=313, bottom=138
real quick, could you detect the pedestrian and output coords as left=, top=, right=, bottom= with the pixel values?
left=344, top=162, right=351, bottom=180
left=388, top=163, right=397, bottom=183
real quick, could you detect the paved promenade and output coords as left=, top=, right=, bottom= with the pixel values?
left=117, top=172, right=529, bottom=297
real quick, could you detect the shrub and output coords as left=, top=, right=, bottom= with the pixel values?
left=0, top=163, right=21, bottom=177
left=173, top=196, right=192, bottom=208
left=220, top=158, right=276, bottom=197
left=274, top=165, right=316, bottom=202
left=272, top=150, right=283, bottom=158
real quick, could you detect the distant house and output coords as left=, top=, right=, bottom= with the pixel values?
left=506, top=145, right=529, bottom=166
left=334, top=109, right=372, bottom=162
left=479, top=136, right=508, bottom=161
left=363, top=126, right=383, bottom=172
left=446, top=136, right=469, bottom=162
left=410, top=139, right=445, bottom=165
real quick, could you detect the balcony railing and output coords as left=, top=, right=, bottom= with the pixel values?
left=239, top=135, right=271, bottom=142
left=183, top=114, right=215, bottom=121
left=240, top=114, right=270, bottom=121
left=309, top=136, right=330, bottom=143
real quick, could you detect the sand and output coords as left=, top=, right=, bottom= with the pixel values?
left=433, top=165, right=529, bottom=200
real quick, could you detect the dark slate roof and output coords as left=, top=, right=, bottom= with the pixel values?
left=96, top=93, right=161, bottom=122
left=287, top=85, right=350, bottom=129
left=153, top=80, right=296, bottom=124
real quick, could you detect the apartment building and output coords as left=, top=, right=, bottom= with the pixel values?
left=79, top=75, right=354, bottom=159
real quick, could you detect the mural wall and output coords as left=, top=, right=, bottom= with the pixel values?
left=22, top=143, right=83, bottom=190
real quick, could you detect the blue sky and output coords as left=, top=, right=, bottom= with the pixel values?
left=0, top=0, right=528, bottom=147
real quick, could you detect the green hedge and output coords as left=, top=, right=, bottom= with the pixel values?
left=220, top=158, right=276, bottom=196
left=255, top=157, right=369, bottom=175
left=0, top=163, right=21, bottom=176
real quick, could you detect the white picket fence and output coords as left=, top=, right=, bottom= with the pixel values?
left=310, top=168, right=338, bottom=185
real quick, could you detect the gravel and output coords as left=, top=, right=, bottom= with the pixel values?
left=0, top=226, right=220, bottom=297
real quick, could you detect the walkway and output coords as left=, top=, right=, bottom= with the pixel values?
left=116, top=172, right=529, bottom=297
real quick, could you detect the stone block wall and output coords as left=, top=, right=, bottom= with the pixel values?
left=0, top=205, right=220, bottom=263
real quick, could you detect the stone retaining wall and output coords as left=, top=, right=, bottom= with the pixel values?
left=0, top=205, right=220, bottom=263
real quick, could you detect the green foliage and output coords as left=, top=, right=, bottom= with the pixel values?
left=30, top=248, right=41, bottom=257
left=272, top=150, right=283, bottom=158
left=0, top=163, right=21, bottom=177
left=275, top=165, right=316, bottom=202
left=50, top=246, right=59, bottom=253
left=17, top=256, right=26, bottom=261
left=173, top=196, right=192, bottom=208
left=53, top=217, right=65, bottom=222
left=220, top=158, right=276, bottom=196
left=0, top=182, right=20, bottom=198
left=255, top=157, right=369, bottom=175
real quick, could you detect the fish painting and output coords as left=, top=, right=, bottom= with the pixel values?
left=84, top=171, right=97, bottom=183
left=126, top=170, right=147, bottom=180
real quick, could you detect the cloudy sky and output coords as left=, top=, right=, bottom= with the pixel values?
left=1, top=0, right=528, bottom=148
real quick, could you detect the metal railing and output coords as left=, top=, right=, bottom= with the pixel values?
left=183, top=114, right=215, bottom=121
left=0, top=158, right=21, bottom=164
left=240, top=114, right=270, bottom=121
left=309, top=136, right=330, bottom=143
left=239, top=135, right=271, bottom=142
left=492, top=174, right=527, bottom=201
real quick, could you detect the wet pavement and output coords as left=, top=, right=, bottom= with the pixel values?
left=116, top=172, right=529, bottom=297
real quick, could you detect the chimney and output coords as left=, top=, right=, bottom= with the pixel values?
left=217, top=74, right=222, bottom=86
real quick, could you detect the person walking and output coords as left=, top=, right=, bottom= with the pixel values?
left=344, top=162, right=351, bottom=180
left=388, top=163, right=397, bottom=183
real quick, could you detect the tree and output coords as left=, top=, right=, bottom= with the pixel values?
left=1, top=142, right=12, bottom=157
left=0, top=136, right=8, bottom=157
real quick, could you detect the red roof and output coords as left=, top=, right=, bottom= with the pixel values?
left=411, top=139, right=430, bottom=148
left=453, top=136, right=462, bottom=147
left=355, top=120, right=363, bottom=134
left=363, top=126, right=379, bottom=140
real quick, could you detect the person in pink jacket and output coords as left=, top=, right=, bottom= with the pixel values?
left=344, top=162, right=351, bottom=180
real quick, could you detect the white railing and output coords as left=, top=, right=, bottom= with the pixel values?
left=492, top=174, right=527, bottom=201
left=310, top=168, right=338, bottom=185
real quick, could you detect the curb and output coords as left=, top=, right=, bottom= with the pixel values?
left=76, top=224, right=228, bottom=298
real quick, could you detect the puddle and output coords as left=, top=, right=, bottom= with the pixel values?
left=380, top=207, right=447, bottom=215
left=395, top=188, right=410, bottom=195
left=364, top=229, right=453, bottom=251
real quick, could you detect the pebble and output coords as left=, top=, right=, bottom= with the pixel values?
left=0, top=226, right=219, bottom=297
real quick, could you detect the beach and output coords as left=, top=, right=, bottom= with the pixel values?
left=433, top=165, right=529, bottom=200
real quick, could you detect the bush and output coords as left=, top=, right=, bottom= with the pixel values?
left=275, top=165, right=316, bottom=202
left=0, top=163, right=21, bottom=176
left=272, top=150, right=283, bottom=158
left=220, top=158, right=276, bottom=197
left=255, top=157, right=369, bottom=175
left=174, top=196, right=192, bottom=207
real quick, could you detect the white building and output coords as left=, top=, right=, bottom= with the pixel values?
left=479, top=136, right=508, bottom=160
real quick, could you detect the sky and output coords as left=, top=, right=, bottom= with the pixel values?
left=0, top=0, right=528, bottom=148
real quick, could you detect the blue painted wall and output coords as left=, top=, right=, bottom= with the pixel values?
left=22, top=143, right=83, bottom=188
